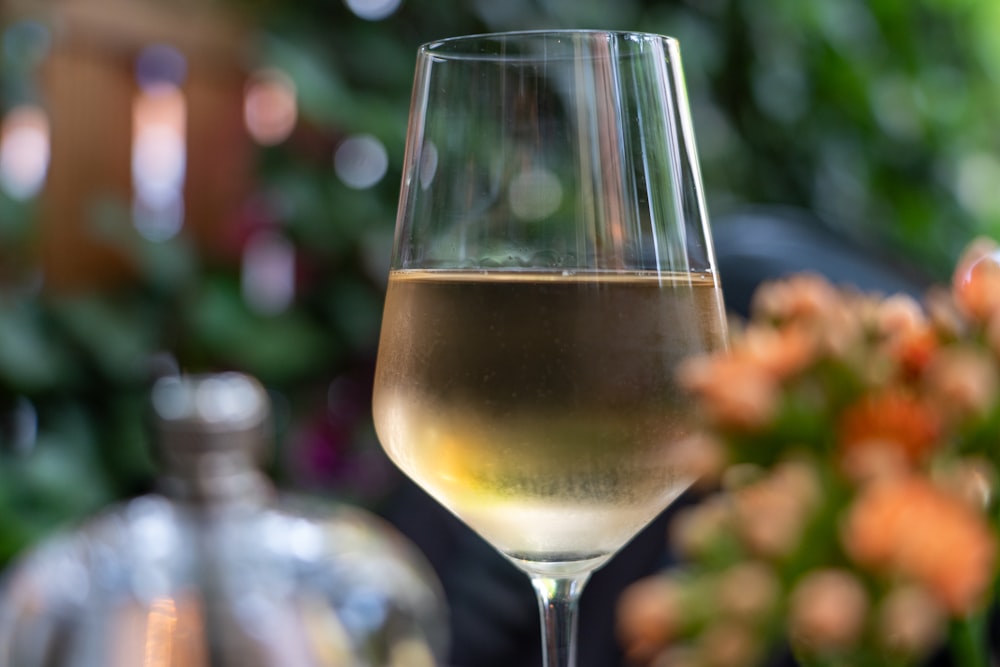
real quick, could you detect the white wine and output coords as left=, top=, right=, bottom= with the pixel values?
left=373, top=270, right=727, bottom=569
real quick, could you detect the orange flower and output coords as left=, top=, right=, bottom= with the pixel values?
left=678, top=323, right=818, bottom=431
left=737, top=324, right=817, bottom=380
left=677, top=355, right=779, bottom=431
left=666, top=432, right=728, bottom=491
left=732, top=467, right=816, bottom=558
left=616, top=576, right=686, bottom=665
left=876, top=293, right=940, bottom=378
left=669, top=496, right=731, bottom=560
left=751, top=273, right=845, bottom=325
left=888, top=326, right=940, bottom=380
left=788, top=569, right=869, bottom=652
left=876, top=293, right=927, bottom=336
left=752, top=273, right=868, bottom=359
left=923, top=346, right=998, bottom=422
left=877, top=584, right=946, bottom=657
left=842, top=476, right=996, bottom=614
left=837, top=390, right=941, bottom=481
left=952, top=237, right=1000, bottom=323
left=715, top=561, right=780, bottom=621
left=695, top=619, right=761, bottom=667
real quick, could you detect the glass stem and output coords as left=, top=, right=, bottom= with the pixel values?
left=531, top=574, right=591, bottom=667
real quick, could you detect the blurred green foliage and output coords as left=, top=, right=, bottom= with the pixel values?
left=0, top=0, right=998, bottom=565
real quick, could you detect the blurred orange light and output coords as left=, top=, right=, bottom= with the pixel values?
left=144, top=598, right=178, bottom=667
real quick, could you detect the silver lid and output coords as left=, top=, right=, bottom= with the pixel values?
left=150, top=372, right=273, bottom=505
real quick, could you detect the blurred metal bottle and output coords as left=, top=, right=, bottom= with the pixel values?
left=0, top=372, right=448, bottom=666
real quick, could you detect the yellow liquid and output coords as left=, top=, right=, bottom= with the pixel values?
left=373, top=270, right=726, bottom=566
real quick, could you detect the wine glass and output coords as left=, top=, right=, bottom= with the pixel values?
left=373, top=30, right=728, bottom=667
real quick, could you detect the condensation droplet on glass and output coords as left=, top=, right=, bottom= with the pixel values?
left=530, top=250, right=560, bottom=268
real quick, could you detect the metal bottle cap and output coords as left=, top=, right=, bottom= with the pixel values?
left=150, top=372, right=273, bottom=505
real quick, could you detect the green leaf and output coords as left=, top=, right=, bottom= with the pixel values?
left=0, top=299, right=75, bottom=392
left=185, top=277, right=336, bottom=383
left=47, top=296, right=161, bottom=385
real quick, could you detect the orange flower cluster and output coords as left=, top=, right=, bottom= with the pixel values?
left=843, top=476, right=995, bottom=614
left=678, top=325, right=815, bottom=430
left=617, top=238, right=1000, bottom=667
left=837, top=389, right=940, bottom=482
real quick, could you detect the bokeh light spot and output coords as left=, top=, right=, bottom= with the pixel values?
left=133, top=197, right=184, bottom=243
left=508, top=167, right=563, bottom=221
left=242, top=231, right=296, bottom=315
left=334, top=135, right=389, bottom=190
left=2, top=20, right=51, bottom=66
left=0, top=105, right=49, bottom=200
left=136, top=44, right=187, bottom=91
left=132, top=82, right=187, bottom=241
left=344, top=0, right=402, bottom=21
left=245, top=68, right=298, bottom=146
left=956, top=153, right=1000, bottom=220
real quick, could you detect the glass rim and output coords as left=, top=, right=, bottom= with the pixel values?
left=419, top=29, right=679, bottom=60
